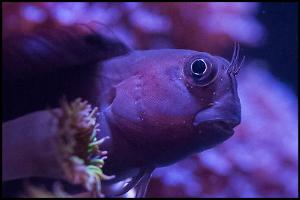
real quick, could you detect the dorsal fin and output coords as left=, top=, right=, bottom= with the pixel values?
left=2, top=24, right=131, bottom=121
left=3, top=24, right=130, bottom=82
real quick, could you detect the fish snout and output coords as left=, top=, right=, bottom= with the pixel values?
left=190, top=107, right=240, bottom=153
left=193, top=100, right=241, bottom=131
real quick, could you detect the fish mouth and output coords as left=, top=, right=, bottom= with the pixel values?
left=207, top=120, right=238, bottom=135
left=218, top=119, right=239, bottom=130
left=197, top=119, right=238, bottom=136
left=192, top=119, right=240, bottom=151
left=193, top=106, right=241, bottom=138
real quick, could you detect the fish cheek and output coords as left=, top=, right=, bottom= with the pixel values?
left=107, top=75, right=144, bottom=128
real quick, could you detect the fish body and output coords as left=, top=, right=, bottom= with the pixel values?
left=97, top=49, right=241, bottom=181
left=2, top=25, right=242, bottom=196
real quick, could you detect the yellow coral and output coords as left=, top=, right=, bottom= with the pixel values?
left=53, top=98, right=115, bottom=197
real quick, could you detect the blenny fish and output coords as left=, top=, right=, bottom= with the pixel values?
left=2, top=24, right=243, bottom=197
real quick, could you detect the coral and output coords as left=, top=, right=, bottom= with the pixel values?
left=36, top=98, right=115, bottom=198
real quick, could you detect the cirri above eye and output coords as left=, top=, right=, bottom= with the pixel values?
left=191, top=59, right=207, bottom=77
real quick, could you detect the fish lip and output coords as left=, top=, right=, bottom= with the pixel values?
left=194, top=118, right=240, bottom=128
left=217, top=119, right=240, bottom=129
left=196, top=119, right=240, bottom=136
left=214, top=120, right=238, bottom=135
left=192, top=105, right=241, bottom=132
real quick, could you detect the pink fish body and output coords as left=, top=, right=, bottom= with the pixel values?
left=98, top=48, right=242, bottom=181
left=2, top=25, right=243, bottom=197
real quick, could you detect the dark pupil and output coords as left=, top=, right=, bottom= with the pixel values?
left=192, top=60, right=206, bottom=75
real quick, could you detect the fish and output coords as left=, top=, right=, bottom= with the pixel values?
left=99, top=44, right=244, bottom=196
left=2, top=24, right=243, bottom=197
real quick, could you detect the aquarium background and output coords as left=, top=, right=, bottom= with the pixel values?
left=2, top=2, right=298, bottom=198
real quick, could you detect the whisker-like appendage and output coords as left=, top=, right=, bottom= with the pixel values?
left=232, top=43, right=240, bottom=68
left=229, top=42, right=238, bottom=65
left=233, top=55, right=245, bottom=75
left=228, top=42, right=244, bottom=76
left=228, top=42, right=239, bottom=74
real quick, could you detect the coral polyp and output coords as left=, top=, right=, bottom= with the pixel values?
left=52, top=98, right=115, bottom=197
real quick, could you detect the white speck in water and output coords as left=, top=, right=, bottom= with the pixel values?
left=213, top=92, right=216, bottom=95
left=220, top=78, right=223, bottom=81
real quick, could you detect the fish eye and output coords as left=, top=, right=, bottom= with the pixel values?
left=191, top=59, right=207, bottom=78
left=184, top=57, right=218, bottom=87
